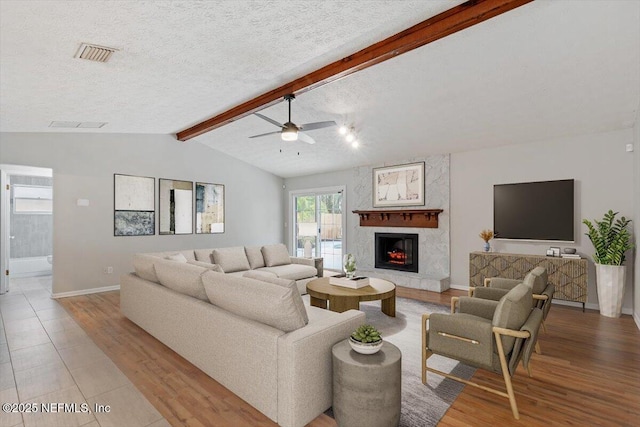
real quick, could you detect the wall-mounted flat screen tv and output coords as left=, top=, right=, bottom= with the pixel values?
left=493, top=179, right=574, bottom=241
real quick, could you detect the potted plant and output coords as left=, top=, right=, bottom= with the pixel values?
left=349, top=324, right=383, bottom=354
left=583, top=210, right=634, bottom=318
left=479, top=229, right=494, bottom=252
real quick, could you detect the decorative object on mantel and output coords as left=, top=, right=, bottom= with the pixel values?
left=583, top=210, right=634, bottom=318
left=349, top=324, right=383, bottom=354
left=353, top=209, right=443, bottom=228
left=343, top=253, right=357, bottom=278
left=372, top=161, right=425, bottom=207
left=479, top=229, right=494, bottom=252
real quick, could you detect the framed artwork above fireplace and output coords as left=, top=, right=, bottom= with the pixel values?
left=372, top=162, right=425, bottom=207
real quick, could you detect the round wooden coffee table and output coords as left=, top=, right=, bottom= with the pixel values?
left=306, top=277, right=396, bottom=317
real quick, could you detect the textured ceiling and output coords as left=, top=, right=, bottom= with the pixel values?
left=1, top=1, right=639, bottom=178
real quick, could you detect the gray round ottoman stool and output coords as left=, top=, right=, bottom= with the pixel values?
left=332, top=340, right=402, bottom=427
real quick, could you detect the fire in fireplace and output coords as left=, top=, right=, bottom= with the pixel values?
left=375, top=232, right=419, bottom=273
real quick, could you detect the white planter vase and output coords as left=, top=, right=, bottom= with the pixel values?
left=595, top=264, right=626, bottom=318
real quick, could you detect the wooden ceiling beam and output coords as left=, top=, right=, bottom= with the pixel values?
left=176, top=0, right=533, bottom=141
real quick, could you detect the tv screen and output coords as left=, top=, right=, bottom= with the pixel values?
left=493, top=179, right=574, bottom=241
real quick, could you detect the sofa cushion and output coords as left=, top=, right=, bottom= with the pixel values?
left=212, top=246, right=251, bottom=273
left=245, top=246, right=266, bottom=269
left=148, top=250, right=196, bottom=261
left=492, top=283, right=532, bottom=354
left=261, top=244, right=291, bottom=267
left=243, top=271, right=308, bottom=324
left=165, top=253, right=188, bottom=263
left=202, top=271, right=306, bottom=332
left=257, top=264, right=317, bottom=281
left=154, top=259, right=209, bottom=301
left=194, top=248, right=216, bottom=263
left=133, top=254, right=161, bottom=283
left=188, top=260, right=224, bottom=273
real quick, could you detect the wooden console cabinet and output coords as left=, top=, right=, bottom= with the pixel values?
left=469, top=252, right=588, bottom=308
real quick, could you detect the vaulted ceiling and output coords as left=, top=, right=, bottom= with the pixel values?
left=1, top=1, right=638, bottom=178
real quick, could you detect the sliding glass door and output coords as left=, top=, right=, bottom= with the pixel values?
left=293, top=189, right=344, bottom=270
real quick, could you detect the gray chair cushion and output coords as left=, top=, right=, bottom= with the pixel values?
left=243, top=271, right=308, bottom=324
left=474, top=287, right=509, bottom=301
left=492, top=283, right=532, bottom=354
left=257, top=264, right=317, bottom=281
left=153, top=259, right=209, bottom=301
left=187, top=260, right=224, bottom=273
left=261, top=244, right=291, bottom=267
left=523, top=267, right=548, bottom=294
left=202, top=271, right=307, bottom=332
left=245, top=246, right=266, bottom=269
left=212, top=246, right=251, bottom=273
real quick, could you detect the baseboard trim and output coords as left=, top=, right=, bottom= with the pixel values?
left=634, top=312, right=640, bottom=330
left=449, top=284, right=469, bottom=291
left=53, top=285, right=120, bottom=299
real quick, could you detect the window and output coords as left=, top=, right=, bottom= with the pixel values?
left=13, top=185, right=52, bottom=214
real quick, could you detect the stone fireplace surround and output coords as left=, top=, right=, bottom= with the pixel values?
left=351, top=155, right=450, bottom=292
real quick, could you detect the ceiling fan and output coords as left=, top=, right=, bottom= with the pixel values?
left=249, top=94, right=336, bottom=144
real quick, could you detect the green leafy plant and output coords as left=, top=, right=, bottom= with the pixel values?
left=350, top=324, right=381, bottom=343
left=343, top=253, right=356, bottom=273
left=583, top=210, right=634, bottom=265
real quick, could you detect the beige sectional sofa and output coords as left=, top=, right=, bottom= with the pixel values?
left=121, top=244, right=364, bottom=427
left=133, top=244, right=320, bottom=295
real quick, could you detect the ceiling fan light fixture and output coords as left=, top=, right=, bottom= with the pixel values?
left=281, top=128, right=298, bottom=141
left=346, top=133, right=355, bottom=142
left=338, top=126, right=348, bottom=135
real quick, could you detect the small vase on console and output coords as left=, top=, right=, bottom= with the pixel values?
left=479, top=229, right=494, bottom=253
left=483, top=242, right=490, bottom=252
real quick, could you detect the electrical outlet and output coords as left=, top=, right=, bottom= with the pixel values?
left=626, top=143, right=634, bottom=152
left=103, top=267, right=113, bottom=274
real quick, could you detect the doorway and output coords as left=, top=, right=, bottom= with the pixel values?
left=0, top=165, right=53, bottom=295
left=291, top=187, right=345, bottom=271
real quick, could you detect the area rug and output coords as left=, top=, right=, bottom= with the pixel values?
left=305, top=296, right=476, bottom=426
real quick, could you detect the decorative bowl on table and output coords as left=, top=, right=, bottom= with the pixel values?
left=349, top=336, right=383, bottom=355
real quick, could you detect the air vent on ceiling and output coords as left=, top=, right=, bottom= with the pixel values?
left=74, top=43, right=118, bottom=63
left=49, top=121, right=107, bottom=128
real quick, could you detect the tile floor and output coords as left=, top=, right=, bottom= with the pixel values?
left=0, top=276, right=171, bottom=427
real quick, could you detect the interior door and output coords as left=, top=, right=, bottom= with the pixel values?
left=293, top=189, right=344, bottom=270
left=0, top=170, right=9, bottom=294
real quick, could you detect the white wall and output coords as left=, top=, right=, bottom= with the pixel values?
left=0, top=132, right=283, bottom=295
left=451, top=128, right=636, bottom=312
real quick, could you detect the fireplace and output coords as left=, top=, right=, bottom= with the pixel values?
left=375, top=232, right=419, bottom=273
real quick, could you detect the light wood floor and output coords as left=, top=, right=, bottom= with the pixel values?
left=58, top=288, right=640, bottom=427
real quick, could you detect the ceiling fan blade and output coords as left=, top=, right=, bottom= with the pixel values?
left=298, top=132, right=316, bottom=144
left=249, top=131, right=282, bottom=139
left=299, top=121, right=337, bottom=131
left=254, top=113, right=284, bottom=128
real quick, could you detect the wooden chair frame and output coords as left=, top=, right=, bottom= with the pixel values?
left=421, top=313, right=532, bottom=420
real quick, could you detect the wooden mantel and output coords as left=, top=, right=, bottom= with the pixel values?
left=353, top=209, right=443, bottom=228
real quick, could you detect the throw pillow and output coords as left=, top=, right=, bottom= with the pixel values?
left=245, top=246, right=266, bottom=269
left=243, top=271, right=308, bottom=324
left=165, top=253, right=188, bottom=263
left=211, top=247, right=251, bottom=273
left=202, top=272, right=306, bottom=332
left=187, top=260, right=224, bottom=273
left=154, top=259, right=208, bottom=301
left=261, top=244, right=291, bottom=267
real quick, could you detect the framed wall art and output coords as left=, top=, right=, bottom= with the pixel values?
left=372, top=162, right=425, bottom=207
left=159, top=178, right=193, bottom=235
left=114, top=174, right=155, bottom=236
left=195, top=182, right=224, bottom=233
